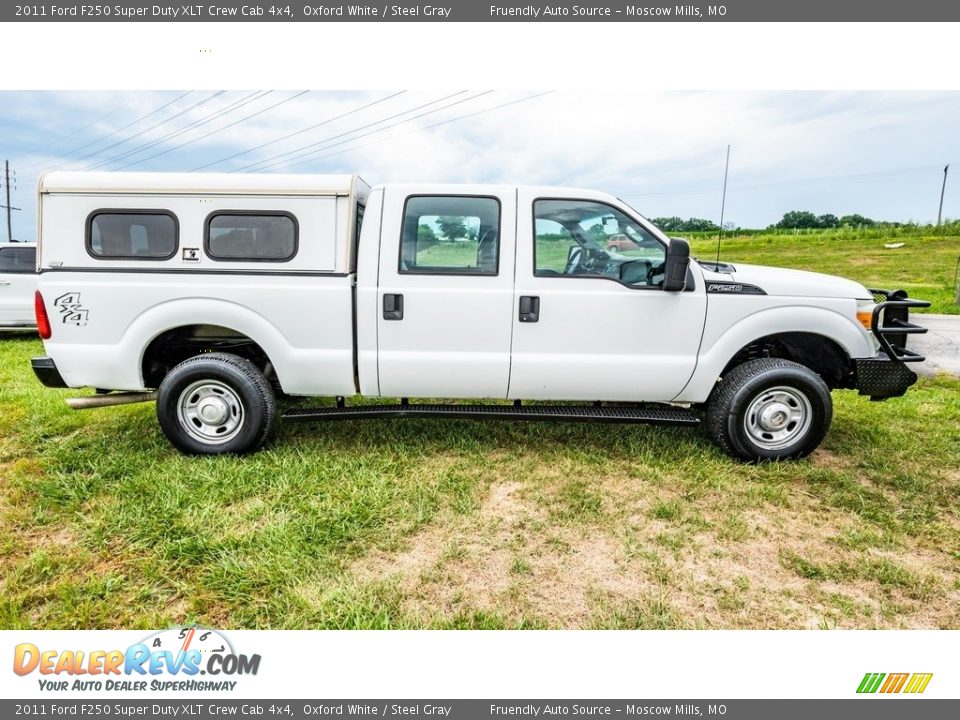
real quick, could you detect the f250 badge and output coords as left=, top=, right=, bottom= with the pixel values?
left=54, top=292, right=89, bottom=326
left=706, top=282, right=766, bottom=295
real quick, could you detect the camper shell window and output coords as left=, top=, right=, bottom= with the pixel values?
left=86, top=211, right=179, bottom=260
left=204, top=211, right=298, bottom=262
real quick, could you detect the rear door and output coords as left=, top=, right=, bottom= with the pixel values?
left=0, top=245, right=37, bottom=327
left=376, top=186, right=516, bottom=398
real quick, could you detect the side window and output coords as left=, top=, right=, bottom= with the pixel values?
left=399, top=196, right=500, bottom=275
left=205, top=212, right=297, bottom=262
left=533, top=199, right=666, bottom=287
left=87, top=212, right=178, bottom=260
left=350, top=203, right=365, bottom=273
left=0, top=246, right=36, bottom=273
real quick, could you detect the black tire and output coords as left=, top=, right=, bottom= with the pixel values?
left=705, top=358, right=832, bottom=462
left=156, top=352, right=276, bottom=456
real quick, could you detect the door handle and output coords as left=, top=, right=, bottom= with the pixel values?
left=519, top=295, right=540, bottom=323
left=0, top=281, right=9, bottom=286
left=383, top=293, right=404, bottom=321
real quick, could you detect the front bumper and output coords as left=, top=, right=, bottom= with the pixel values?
left=854, top=357, right=919, bottom=399
left=855, top=289, right=930, bottom=399
left=32, top=356, right=68, bottom=388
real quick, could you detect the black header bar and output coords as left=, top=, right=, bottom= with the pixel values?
left=8, top=0, right=960, bottom=22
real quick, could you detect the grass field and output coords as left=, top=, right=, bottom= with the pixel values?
left=418, top=226, right=960, bottom=313
left=687, top=228, right=960, bottom=314
left=1, top=335, right=958, bottom=630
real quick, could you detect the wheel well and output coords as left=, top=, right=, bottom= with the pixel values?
left=141, top=325, right=278, bottom=390
left=721, top=332, right=855, bottom=389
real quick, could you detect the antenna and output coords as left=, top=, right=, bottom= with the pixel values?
left=715, top=144, right=731, bottom=264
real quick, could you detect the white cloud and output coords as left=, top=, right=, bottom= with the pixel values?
left=1, top=89, right=958, bottom=240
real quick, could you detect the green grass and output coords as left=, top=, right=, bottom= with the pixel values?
left=688, top=227, right=960, bottom=314
left=417, top=226, right=960, bottom=313
left=1, top=335, right=958, bottom=629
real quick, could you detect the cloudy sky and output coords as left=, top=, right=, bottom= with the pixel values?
left=1, top=90, right=958, bottom=241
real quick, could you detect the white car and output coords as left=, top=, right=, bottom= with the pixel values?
left=0, top=242, right=37, bottom=329
left=30, top=172, right=928, bottom=461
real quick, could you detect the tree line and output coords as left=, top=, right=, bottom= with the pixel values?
left=651, top=211, right=890, bottom=232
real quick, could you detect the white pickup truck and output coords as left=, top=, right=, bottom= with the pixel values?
left=30, top=171, right=928, bottom=461
left=0, top=242, right=38, bottom=329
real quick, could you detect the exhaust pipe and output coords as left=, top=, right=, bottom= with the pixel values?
left=66, top=392, right=157, bottom=410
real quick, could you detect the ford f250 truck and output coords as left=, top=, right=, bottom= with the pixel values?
left=30, top=171, right=929, bottom=460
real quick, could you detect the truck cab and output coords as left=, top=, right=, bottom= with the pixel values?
left=358, top=184, right=704, bottom=403
left=31, top=172, right=928, bottom=461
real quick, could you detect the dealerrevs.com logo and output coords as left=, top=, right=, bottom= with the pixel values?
left=857, top=672, right=933, bottom=694
left=13, top=627, right=260, bottom=693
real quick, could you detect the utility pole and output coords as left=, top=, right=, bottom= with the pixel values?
left=1, top=161, right=21, bottom=242
left=938, top=163, right=949, bottom=226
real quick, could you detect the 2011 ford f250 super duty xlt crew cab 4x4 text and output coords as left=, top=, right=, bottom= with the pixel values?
left=29, top=172, right=929, bottom=461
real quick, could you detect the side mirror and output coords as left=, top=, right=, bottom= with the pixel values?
left=662, top=238, right=690, bottom=292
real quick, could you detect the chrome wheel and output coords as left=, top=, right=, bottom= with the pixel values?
left=742, top=385, right=812, bottom=451
left=177, top=380, right=244, bottom=445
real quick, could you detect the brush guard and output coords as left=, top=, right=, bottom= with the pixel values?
left=855, top=289, right=930, bottom=399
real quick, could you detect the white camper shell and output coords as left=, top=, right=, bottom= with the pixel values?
left=36, top=172, right=368, bottom=397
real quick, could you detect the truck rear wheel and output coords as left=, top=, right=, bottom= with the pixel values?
left=156, top=352, right=276, bottom=455
left=705, top=358, right=832, bottom=462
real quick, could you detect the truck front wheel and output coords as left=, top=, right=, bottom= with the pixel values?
left=705, top=358, right=832, bottom=462
left=156, top=353, right=276, bottom=455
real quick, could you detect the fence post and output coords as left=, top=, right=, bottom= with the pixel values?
left=955, top=256, right=960, bottom=307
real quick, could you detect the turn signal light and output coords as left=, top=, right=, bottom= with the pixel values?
left=856, top=310, right=874, bottom=330
left=35, top=291, right=52, bottom=340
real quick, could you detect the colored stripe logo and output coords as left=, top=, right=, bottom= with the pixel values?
left=857, top=672, right=933, bottom=694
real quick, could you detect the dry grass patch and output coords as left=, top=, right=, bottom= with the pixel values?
left=333, top=460, right=960, bottom=629
left=346, top=478, right=651, bottom=628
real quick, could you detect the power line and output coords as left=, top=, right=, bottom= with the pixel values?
left=10, top=94, right=137, bottom=164
left=68, top=91, right=227, bottom=169
left=621, top=163, right=955, bottom=200
left=283, top=91, right=557, bottom=169
left=191, top=91, right=408, bottom=171
left=117, top=91, right=312, bottom=170
left=235, top=90, right=475, bottom=172
left=18, top=91, right=193, bottom=171
left=85, top=91, right=264, bottom=170
left=242, top=91, right=496, bottom=172
left=94, top=90, right=274, bottom=169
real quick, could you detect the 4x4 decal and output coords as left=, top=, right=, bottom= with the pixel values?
left=54, top=292, right=89, bottom=326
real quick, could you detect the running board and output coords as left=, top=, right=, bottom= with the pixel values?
left=283, top=402, right=701, bottom=426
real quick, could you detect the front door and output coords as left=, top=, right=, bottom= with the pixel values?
left=376, top=187, right=516, bottom=398
left=508, top=193, right=707, bottom=402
